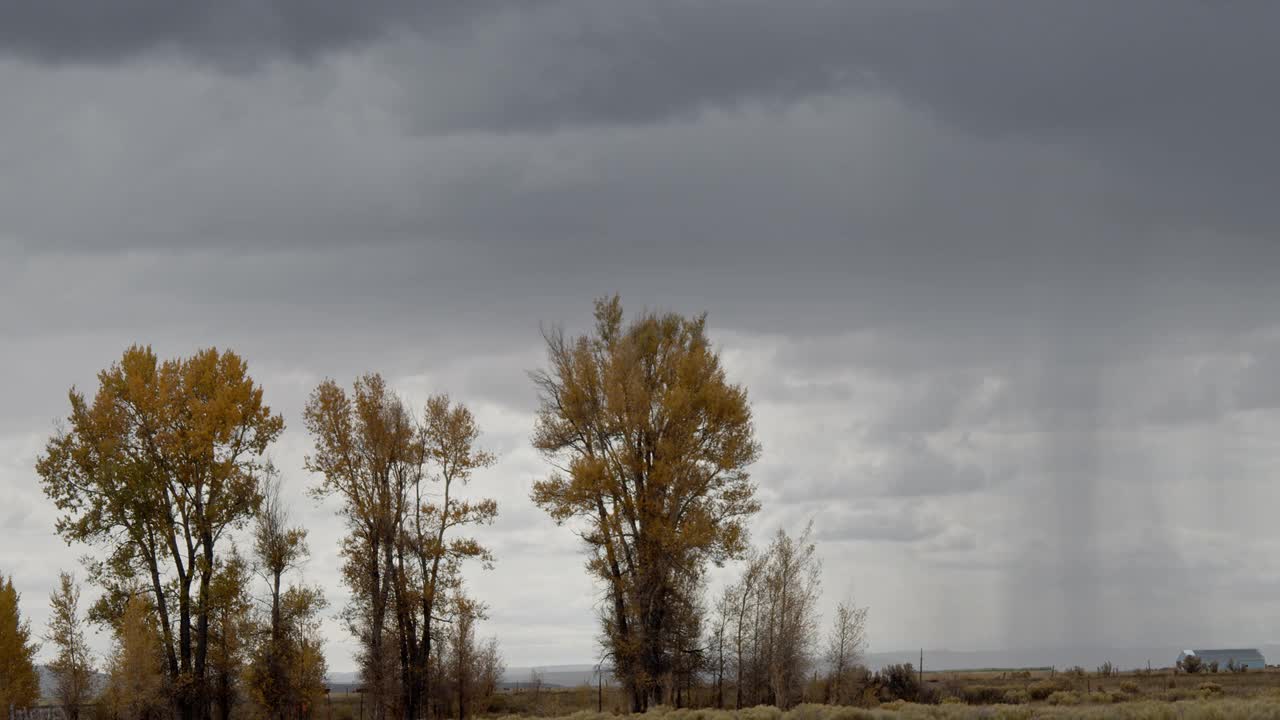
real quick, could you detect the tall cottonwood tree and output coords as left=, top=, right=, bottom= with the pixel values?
left=531, top=296, right=761, bottom=711
left=305, top=375, right=411, bottom=720
left=37, top=345, right=284, bottom=720
left=47, top=572, right=95, bottom=720
left=305, top=377, right=497, bottom=720
left=0, top=573, right=41, bottom=711
left=413, top=395, right=498, bottom=719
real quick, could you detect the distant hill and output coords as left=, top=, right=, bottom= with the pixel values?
left=322, top=644, right=1280, bottom=693
left=325, top=665, right=611, bottom=693
left=503, top=664, right=612, bottom=689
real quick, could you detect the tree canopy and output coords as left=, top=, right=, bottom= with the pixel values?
left=37, top=345, right=283, bottom=720
left=47, top=572, right=95, bottom=720
left=305, top=376, right=498, bottom=720
left=531, top=296, right=760, bottom=710
left=0, top=573, right=41, bottom=711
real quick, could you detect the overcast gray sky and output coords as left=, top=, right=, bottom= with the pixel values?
left=4, top=1, right=1280, bottom=672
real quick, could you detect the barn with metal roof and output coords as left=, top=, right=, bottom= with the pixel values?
left=1177, top=648, right=1266, bottom=670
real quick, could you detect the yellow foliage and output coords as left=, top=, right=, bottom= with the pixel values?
left=0, top=573, right=41, bottom=710
left=531, top=297, right=760, bottom=710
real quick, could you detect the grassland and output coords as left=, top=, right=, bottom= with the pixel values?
left=497, top=699, right=1280, bottom=719
left=320, top=666, right=1280, bottom=720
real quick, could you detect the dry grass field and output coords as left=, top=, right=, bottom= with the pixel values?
left=320, top=667, right=1280, bottom=719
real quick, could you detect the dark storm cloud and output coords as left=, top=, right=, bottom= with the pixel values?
left=9, top=2, right=1278, bottom=143
left=0, top=0, right=500, bottom=66
left=384, top=0, right=1280, bottom=238
left=5, top=0, right=1280, bottom=664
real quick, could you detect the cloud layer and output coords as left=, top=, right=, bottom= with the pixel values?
left=3, top=1, right=1280, bottom=670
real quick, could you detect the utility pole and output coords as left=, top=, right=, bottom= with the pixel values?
left=919, top=649, right=924, bottom=686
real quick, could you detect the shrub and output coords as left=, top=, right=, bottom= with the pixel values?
left=823, top=707, right=878, bottom=720
left=1067, top=666, right=1087, bottom=679
left=1046, top=691, right=1080, bottom=706
left=1179, top=654, right=1204, bottom=674
left=562, top=712, right=612, bottom=720
left=787, top=703, right=834, bottom=720
left=1003, top=690, right=1029, bottom=705
left=1028, top=678, right=1073, bottom=701
left=991, top=709, right=1035, bottom=720
left=959, top=686, right=1006, bottom=705
left=940, top=696, right=962, bottom=705
left=1208, top=660, right=1219, bottom=673
left=876, top=663, right=921, bottom=703
left=1096, top=661, right=1115, bottom=677
left=856, top=686, right=879, bottom=708
left=1087, top=691, right=1115, bottom=704
left=1119, top=680, right=1141, bottom=694
left=1161, top=688, right=1196, bottom=702
left=1198, top=681, right=1224, bottom=697
left=739, top=706, right=781, bottom=720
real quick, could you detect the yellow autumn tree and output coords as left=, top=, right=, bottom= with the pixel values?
left=286, top=587, right=329, bottom=720
left=47, top=572, right=95, bottom=720
left=207, top=549, right=253, bottom=720
left=37, top=345, right=284, bottom=720
left=244, top=474, right=315, bottom=720
left=531, top=296, right=761, bottom=711
left=304, top=378, right=497, bottom=720
left=0, top=573, right=41, bottom=711
left=101, top=593, right=168, bottom=720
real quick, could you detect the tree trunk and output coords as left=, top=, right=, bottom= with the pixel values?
left=369, top=535, right=387, bottom=720
left=178, top=575, right=195, bottom=720
left=197, top=560, right=213, bottom=720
